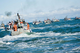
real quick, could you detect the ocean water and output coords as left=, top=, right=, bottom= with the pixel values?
left=0, top=19, right=80, bottom=53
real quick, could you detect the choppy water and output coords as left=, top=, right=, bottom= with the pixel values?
left=0, top=19, right=80, bottom=53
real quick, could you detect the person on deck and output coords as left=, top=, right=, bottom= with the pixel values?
left=20, top=20, right=23, bottom=28
left=13, top=22, right=17, bottom=31
left=8, top=22, right=12, bottom=29
left=11, top=21, right=13, bottom=30
left=20, top=21, right=23, bottom=24
left=27, top=23, right=30, bottom=30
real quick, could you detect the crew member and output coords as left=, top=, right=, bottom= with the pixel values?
left=20, top=21, right=23, bottom=24
left=13, top=22, right=17, bottom=31
left=27, top=23, right=30, bottom=30
left=20, top=20, right=23, bottom=28
left=8, top=22, right=12, bottom=29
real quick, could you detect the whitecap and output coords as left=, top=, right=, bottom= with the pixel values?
left=61, top=32, right=80, bottom=36
left=53, top=24, right=80, bottom=28
left=72, top=46, right=80, bottom=51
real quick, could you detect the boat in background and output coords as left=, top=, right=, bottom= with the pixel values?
left=6, top=13, right=32, bottom=36
left=64, top=16, right=71, bottom=20
left=33, top=20, right=42, bottom=25
left=52, top=17, right=59, bottom=22
left=44, top=18, right=51, bottom=24
left=1, top=22, right=4, bottom=27
left=75, top=17, right=80, bottom=20
left=33, top=21, right=40, bottom=25
left=11, top=28, right=31, bottom=36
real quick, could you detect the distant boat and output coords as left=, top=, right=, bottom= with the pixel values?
left=1, top=22, right=4, bottom=27
left=44, top=18, right=51, bottom=24
left=5, top=13, right=32, bottom=36
left=64, top=16, right=71, bottom=20
left=75, top=17, right=80, bottom=20
left=33, top=21, right=40, bottom=25
left=52, top=17, right=59, bottom=22
left=11, top=28, right=31, bottom=36
left=33, top=20, right=42, bottom=25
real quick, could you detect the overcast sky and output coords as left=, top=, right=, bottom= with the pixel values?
left=0, top=0, right=80, bottom=24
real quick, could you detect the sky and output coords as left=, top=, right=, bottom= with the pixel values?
left=0, top=0, right=80, bottom=24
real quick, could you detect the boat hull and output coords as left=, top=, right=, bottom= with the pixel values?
left=11, top=28, right=31, bottom=36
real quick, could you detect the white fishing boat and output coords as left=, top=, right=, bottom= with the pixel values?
left=11, top=28, right=31, bottom=36
left=1, top=22, right=4, bottom=27
left=44, top=19, right=51, bottom=24
left=6, top=13, right=32, bottom=36
left=52, top=17, right=59, bottom=22
left=33, top=21, right=40, bottom=25
left=75, top=17, right=80, bottom=20
left=33, top=20, right=42, bottom=25
left=64, top=16, right=71, bottom=20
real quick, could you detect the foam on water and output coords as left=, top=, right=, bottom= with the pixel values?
left=31, top=27, right=45, bottom=29
left=72, top=46, right=80, bottom=51
left=0, top=31, right=79, bottom=46
left=0, top=27, right=4, bottom=29
left=31, top=24, right=80, bottom=33
left=0, top=31, right=80, bottom=53
left=31, top=25, right=52, bottom=30
left=0, top=33, right=42, bottom=42
left=53, top=24, right=80, bottom=28
left=60, top=32, right=80, bottom=36
left=0, top=31, right=80, bottom=41
left=0, top=19, right=80, bottom=53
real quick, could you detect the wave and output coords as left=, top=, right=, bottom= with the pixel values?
left=0, top=27, right=4, bottom=29
left=31, top=25, right=52, bottom=29
left=0, top=31, right=80, bottom=53
left=31, top=24, right=80, bottom=30
left=0, top=31, right=80, bottom=42
left=54, top=24, right=80, bottom=28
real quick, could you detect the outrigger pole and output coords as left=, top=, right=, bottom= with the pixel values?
left=17, top=13, right=20, bottom=20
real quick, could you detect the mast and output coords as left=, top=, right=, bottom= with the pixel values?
left=17, top=13, right=21, bottom=23
left=17, top=13, right=20, bottom=20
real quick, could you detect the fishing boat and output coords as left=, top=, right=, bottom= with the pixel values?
left=33, top=21, right=40, bottom=25
left=11, top=28, right=31, bottom=36
left=6, top=13, right=32, bottom=36
left=75, top=17, right=80, bottom=20
left=44, top=19, right=51, bottom=24
left=1, top=22, right=4, bottom=27
left=52, top=17, right=59, bottom=22
left=33, top=20, right=42, bottom=25
left=64, top=16, right=71, bottom=20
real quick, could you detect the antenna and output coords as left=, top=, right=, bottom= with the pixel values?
left=17, top=13, right=20, bottom=19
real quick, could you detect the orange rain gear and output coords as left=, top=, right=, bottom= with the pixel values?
left=13, top=24, right=17, bottom=31
left=20, top=22, right=23, bottom=24
left=27, top=23, right=30, bottom=30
